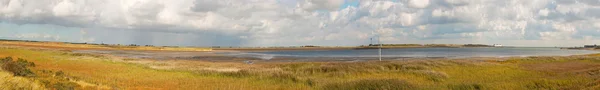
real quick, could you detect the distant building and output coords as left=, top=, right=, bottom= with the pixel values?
left=585, top=44, right=598, bottom=48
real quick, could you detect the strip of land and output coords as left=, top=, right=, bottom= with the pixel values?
left=1, top=39, right=505, bottom=52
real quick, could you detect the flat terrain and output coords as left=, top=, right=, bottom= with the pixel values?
left=1, top=41, right=600, bottom=89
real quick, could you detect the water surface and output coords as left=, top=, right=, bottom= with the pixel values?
left=246, top=47, right=599, bottom=58
left=73, top=47, right=599, bottom=62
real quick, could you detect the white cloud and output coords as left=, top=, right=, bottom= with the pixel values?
left=14, top=33, right=61, bottom=41
left=0, top=0, right=600, bottom=46
left=538, top=8, right=550, bottom=16
left=408, top=0, right=430, bottom=8
left=298, top=0, right=345, bottom=11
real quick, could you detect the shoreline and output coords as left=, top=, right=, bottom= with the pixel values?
left=64, top=46, right=600, bottom=63
left=3, top=42, right=597, bottom=63
left=1, top=39, right=515, bottom=52
left=2, top=41, right=596, bottom=63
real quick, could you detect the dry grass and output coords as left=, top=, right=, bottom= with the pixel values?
left=0, top=47, right=308, bottom=89
left=1, top=46, right=600, bottom=89
left=521, top=61, right=600, bottom=72
left=0, top=70, right=46, bottom=90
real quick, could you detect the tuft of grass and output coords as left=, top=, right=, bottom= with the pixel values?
left=526, top=79, right=584, bottom=90
left=321, top=79, right=415, bottom=90
left=36, top=70, right=82, bottom=89
left=401, top=64, right=430, bottom=70
left=0, top=70, right=45, bottom=89
left=219, top=70, right=251, bottom=78
left=270, top=72, right=300, bottom=82
left=448, top=83, right=484, bottom=90
left=412, top=70, right=449, bottom=82
left=68, top=53, right=105, bottom=58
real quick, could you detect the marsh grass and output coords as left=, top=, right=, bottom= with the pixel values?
left=0, top=57, right=88, bottom=89
left=0, top=70, right=45, bottom=89
left=526, top=79, right=574, bottom=89
left=321, top=79, right=415, bottom=90
left=447, top=83, right=483, bottom=90
left=1, top=47, right=600, bottom=89
left=35, top=70, right=84, bottom=89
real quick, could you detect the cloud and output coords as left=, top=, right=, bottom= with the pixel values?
left=408, top=0, right=430, bottom=8
left=298, top=0, right=345, bottom=11
left=0, top=0, right=599, bottom=46
left=14, top=33, right=61, bottom=41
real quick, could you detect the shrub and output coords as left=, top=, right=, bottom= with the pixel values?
left=322, top=79, right=415, bottom=90
left=0, top=57, right=36, bottom=77
left=0, top=57, right=11, bottom=63
left=55, top=71, right=65, bottom=76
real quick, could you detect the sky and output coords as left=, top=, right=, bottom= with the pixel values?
left=1, top=0, right=600, bottom=47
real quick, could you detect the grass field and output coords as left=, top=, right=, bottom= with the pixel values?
left=1, top=46, right=600, bottom=89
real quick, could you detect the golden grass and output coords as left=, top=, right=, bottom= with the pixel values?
left=1, top=46, right=600, bottom=89
left=0, top=70, right=45, bottom=90
left=0, top=47, right=309, bottom=89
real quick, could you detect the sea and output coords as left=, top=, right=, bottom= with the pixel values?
left=73, top=47, right=600, bottom=61
left=240, top=47, right=599, bottom=59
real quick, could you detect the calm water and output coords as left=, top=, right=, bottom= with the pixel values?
left=246, top=47, right=599, bottom=58
left=73, top=47, right=600, bottom=61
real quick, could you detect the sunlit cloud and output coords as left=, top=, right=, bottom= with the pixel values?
left=0, top=0, right=599, bottom=46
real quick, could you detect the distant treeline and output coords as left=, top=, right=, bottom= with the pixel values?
left=462, top=44, right=493, bottom=47
left=0, top=39, right=494, bottom=48
left=367, top=44, right=423, bottom=46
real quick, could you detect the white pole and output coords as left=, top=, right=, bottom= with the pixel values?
left=378, top=35, right=382, bottom=61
